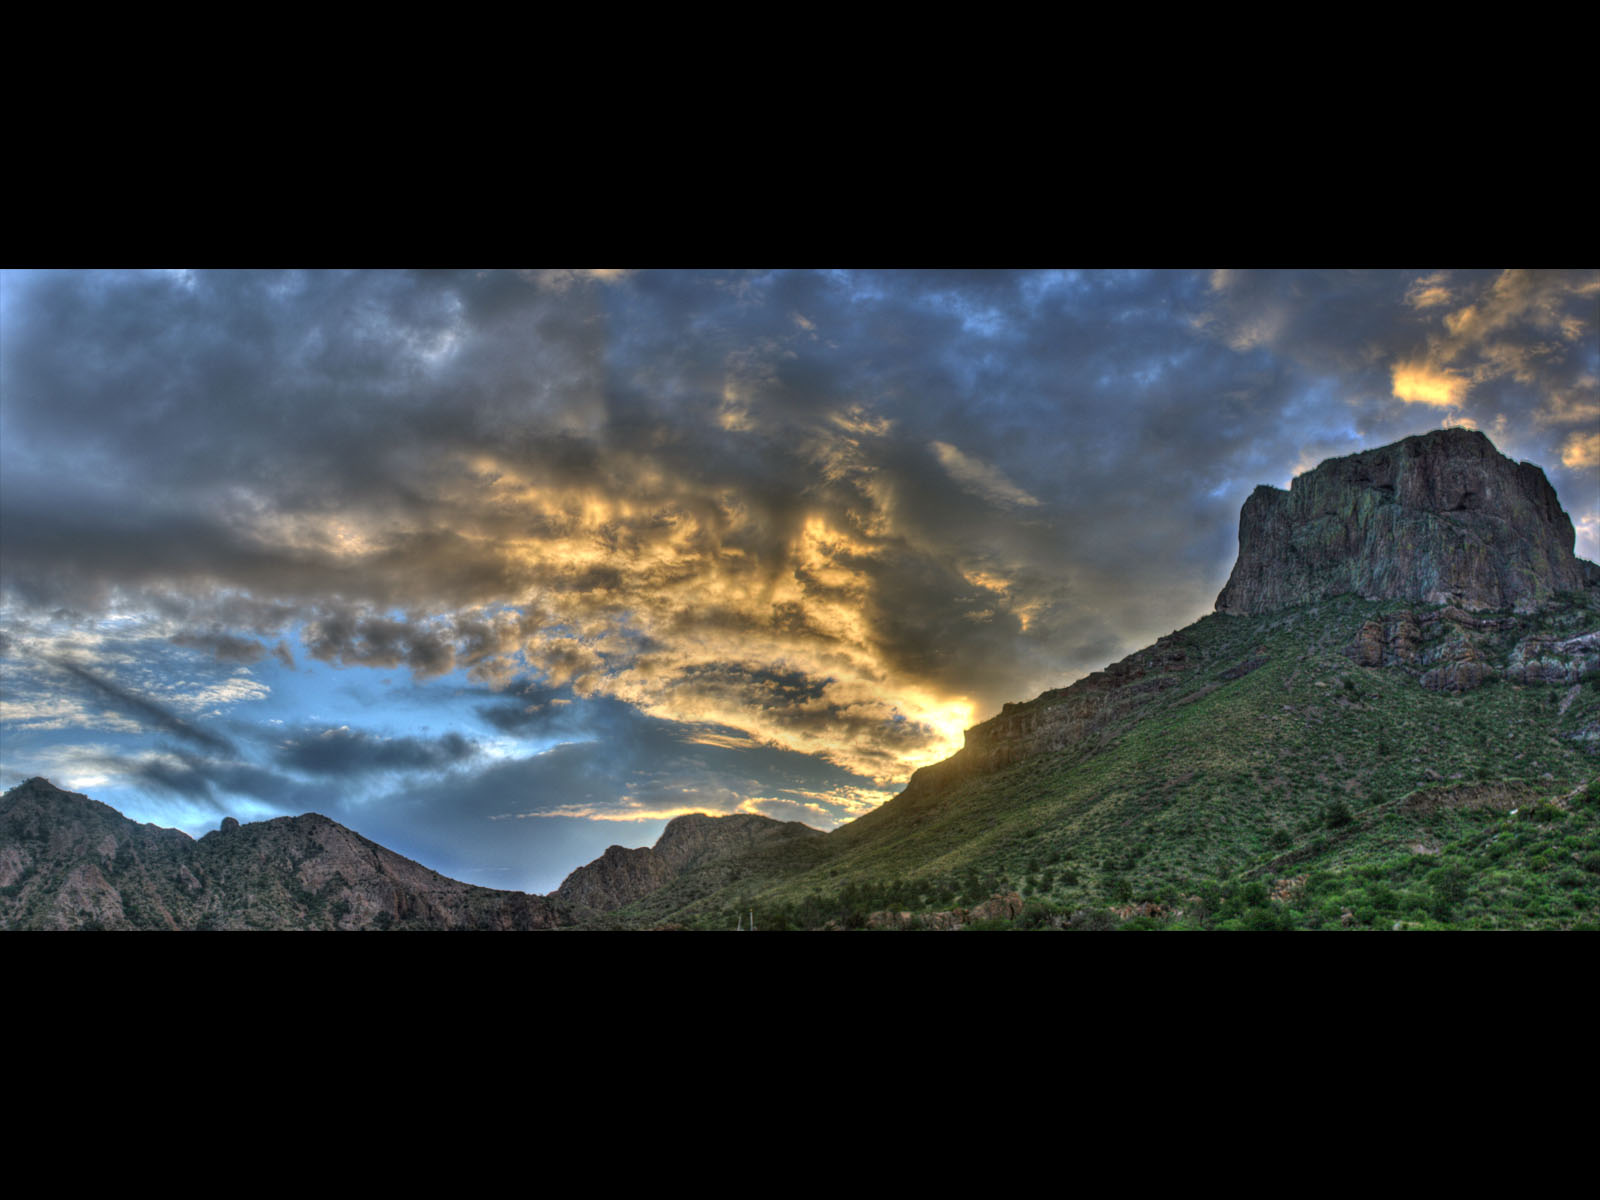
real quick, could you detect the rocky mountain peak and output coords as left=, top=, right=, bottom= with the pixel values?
left=553, top=811, right=823, bottom=915
left=1216, top=428, right=1595, bottom=616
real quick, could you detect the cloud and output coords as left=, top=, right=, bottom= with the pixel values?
left=1405, top=272, right=1454, bottom=309
left=1535, top=377, right=1600, bottom=429
left=0, top=695, right=143, bottom=735
left=170, top=631, right=269, bottom=664
left=276, top=726, right=479, bottom=777
left=1561, top=430, right=1600, bottom=469
left=1392, top=362, right=1469, bottom=408
left=929, top=441, right=1042, bottom=509
left=1391, top=270, right=1598, bottom=413
left=47, top=657, right=237, bottom=755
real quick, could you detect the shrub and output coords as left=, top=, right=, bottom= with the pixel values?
left=1068, top=908, right=1119, bottom=931
left=1367, top=882, right=1399, bottom=912
left=1429, top=865, right=1469, bottom=919
left=1242, top=905, right=1288, bottom=931
left=1324, top=800, right=1353, bottom=829
left=1016, top=899, right=1058, bottom=930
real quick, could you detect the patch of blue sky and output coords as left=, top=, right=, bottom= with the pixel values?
left=826, top=269, right=889, bottom=306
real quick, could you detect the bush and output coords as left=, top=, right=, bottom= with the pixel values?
left=1324, top=801, right=1353, bottom=829
left=1367, top=882, right=1399, bottom=913
left=1429, top=865, right=1469, bottom=919
left=1242, top=905, right=1289, bottom=931
left=1068, top=908, right=1119, bottom=931
left=1015, top=899, right=1058, bottom=930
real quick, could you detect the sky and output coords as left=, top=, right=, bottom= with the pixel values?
left=2, top=268, right=1596, bottom=893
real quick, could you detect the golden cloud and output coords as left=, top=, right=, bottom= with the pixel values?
left=340, top=436, right=987, bottom=784
left=1391, top=362, right=1468, bottom=408
left=1387, top=271, right=1599, bottom=422
left=1561, top=430, right=1600, bottom=470
left=1405, top=272, right=1454, bottom=309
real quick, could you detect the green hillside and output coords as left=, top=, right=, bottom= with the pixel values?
left=596, top=590, right=1600, bottom=930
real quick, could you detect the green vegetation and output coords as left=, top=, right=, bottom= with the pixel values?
left=599, top=591, right=1600, bottom=930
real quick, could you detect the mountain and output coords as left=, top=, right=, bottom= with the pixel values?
left=553, top=812, right=823, bottom=920
left=0, top=777, right=571, bottom=930
left=563, top=430, right=1600, bottom=929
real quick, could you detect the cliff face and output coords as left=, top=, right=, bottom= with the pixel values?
left=554, top=812, right=823, bottom=914
left=1215, top=428, right=1593, bottom=616
left=0, top=777, right=571, bottom=930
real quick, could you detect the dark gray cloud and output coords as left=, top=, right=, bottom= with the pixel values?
left=48, top=657, right=237, bottom=756
left=171, top=631, right=268, bottom=665
left=275, top=726, right=478, bottom=777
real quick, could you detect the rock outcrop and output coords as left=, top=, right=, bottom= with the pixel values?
left=1343, top=602, right=1600, bottom=693
left=0, top=777, right=572, bottom=930
left=554, top=812, right=823, bottom=914
left=1216, top=428, right=1594, bottom=616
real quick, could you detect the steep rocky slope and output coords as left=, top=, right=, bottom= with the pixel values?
left=0, top=778, right=571, bottom=930
left=555, top=812, right=822, bottom=916
left=1215, top=428, right=1595, bottom=615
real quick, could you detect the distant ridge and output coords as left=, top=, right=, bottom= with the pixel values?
left=0, top=777, right=571, bottom=930
left=554, top=812, right=822, bottom=917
